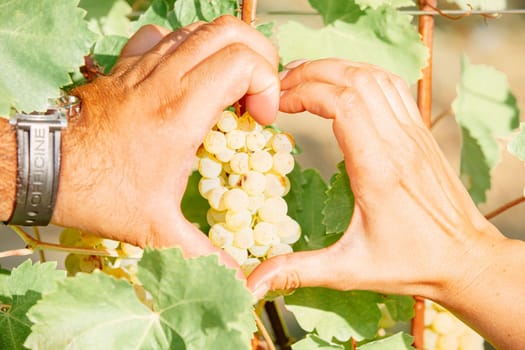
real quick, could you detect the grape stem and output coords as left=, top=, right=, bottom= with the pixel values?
left=254, top=310, right=276, bottom=350
left=0, top=226, right=122, bottom=259
left=32, top=227, right=46, bottom=262
left=264, top=301, right=293, bottom=350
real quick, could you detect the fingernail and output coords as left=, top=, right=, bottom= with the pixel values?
left=285, top=59, right=308, bottom=69
left=251, top=283, right=269, bottom=301
left=279, top=69, right=290, bottom=80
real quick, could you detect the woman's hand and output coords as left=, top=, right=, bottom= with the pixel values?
left=248, top=58, right=504, bottom=300
left=52, top=15, right=280, bottom=267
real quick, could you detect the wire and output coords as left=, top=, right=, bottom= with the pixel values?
left=263, top=9, right=525, bottom=17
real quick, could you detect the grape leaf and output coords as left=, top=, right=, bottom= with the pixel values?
left=446, top=0, right=506, bottom=10
left=79, top=0, right=132, bottom=36
left=137, top=248, right=256, bottom=349
left=285, top=162, right=307, bottom=218
left=93, top=35, right=128, bottom=74
left=357, top=332, right=414, bottom=350
left=0, top=0, right=97, bottom=115
left=308, top=0, right=363, bottom=25
left=291, top=169, right=328, bottom=249
left=0, top=260, right=64, bottom=350
left=323, top=162, right=354, bottom=234
left=285, top=288, right=382, bottom=342
left=452, top=55, right=520, bottom=203
left=172, top=0, right=199, bottom=27
left=459, top=127, right=491, bottom=204
left=256, top=22, right=274, bottom=38
left=381, top=295, right=414, bottom=322
left=292, top=334, right=345, bottom=350
left=26, top=248, right=255, bottom=349
left=133, top=0, right=174, bottom=31
left=278, top=6, right=428, bottom=84
left=181, top=171, right=211, bottom=233
left=508, top=123, right=525, bottom=161
left=195, top=0, right=238, bottom=22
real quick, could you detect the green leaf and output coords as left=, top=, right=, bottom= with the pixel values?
left=323, top=162, right=354, bottom=234
left=138, top=248, right=256, bottom=349
left=459, top=127, right=491, bottom=204
left=508, top=122, right=525, bottom=161
left=308, top=0, right=364, bottom=25
left=452, top=55, right=520, bottom=203
left=195, top=0, right=238, bottom=22
left=0, top=0, right=97, bottom=115
left=292, top=169, right=328, bottom=248
left=133, top=0, right=174, bottom=31
left=79, top=0, right=132, bottom=36
left=256, top=22, right=274, bottom=38
left=278, top=7, right=428, bottom=84
left=172, top=0, right=199, bottom=28
left=381, top=295, right=414, bottom=322
left=293, top=334, right=345, bottom=350
left=25, top=248, right=255, bottom=349
left=93, top=35, right=128, bottom=74
left=0, top=260, right=64, bottom=350
left=181, top=171, right=211, bottom=233
left=285, top=162, right=307, bottom=219
left=357, top=332, right=414, bottom=350
left=285, top=288, right=382, bottom=342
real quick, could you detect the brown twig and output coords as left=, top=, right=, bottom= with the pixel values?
left=0, top=248, right=34, bottom=259
left=485, top=196, right=525, bottom=220
left=254, top=311, right=276, bottom=350
left=413, top=0, right=437, bottom=347
left=241, top=0, right=258, bottom=25
left=264, top=301, right=293, bottom=350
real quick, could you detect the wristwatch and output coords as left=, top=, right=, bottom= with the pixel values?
left=6, top=96, right=80, bottom=226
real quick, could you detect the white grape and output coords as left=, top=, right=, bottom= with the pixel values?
left=207, top=186, right=227, bottom=211
left=261, top=128, right=276, bottom=144
left=223, top=244, right=248, bottom=265
left=271, top=133, right=294, bottom=153
left=240, top=258, right=261, bottom=276
left=203, top=130, right=227, bottom=155
left=249, top=244, right=270, bottom=257
left=265, top=173, right=287, bottom=197
left=225, top=209, right=252, bottom=231
left=246, top=131, right=266, bottom=151
left=272, top=152, right=294, bottom=175
left=267, top=243, right=293, bottom=258
left=241, top=171, right=266, bottom=195
left=215, top=147, right=236, bottom=163
left=228, top=173, right=242, bottom=187
left=229, top=152, right=250, bottom=174
left=226, top=130, right=246, bottom=150
left=250, top=150, right=273, bottom=173
left=423, top=329, right=439, bottom=350
left=233, top=227, right=255, bottom=249
left=198, top=156, right=222, bottom=178
left=101, top=239, right=120, bottom=250
left=253, top=221, right=279, bottom=245
left=217, top=110, right=238, bottom=132
left=247, top=194, right=265, bottom=213
left=209, top=224, right=234, bottom=248
left=275, top=216, right=301, bottom=244
left=432, top=311, right=459, bottom=335
left=258, top=197, right=288, bottom=223
left=237, top=113, right=256, bottom=132
left=198, top=177, right=222, bottom=198
left=223, top=188, right=250, bottom=212
left=206, top=208, right=226, bottom=226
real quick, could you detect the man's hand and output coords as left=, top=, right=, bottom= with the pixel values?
left=52, top=16, right=280, bottom=266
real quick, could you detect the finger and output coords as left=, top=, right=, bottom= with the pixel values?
left=121, top=25, right=173, bottom=58
left=114, top=22, right=206, bottom=79
left=143, top=43, right=279, bottom=134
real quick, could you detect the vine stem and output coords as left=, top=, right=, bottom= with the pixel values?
left=33, top=227, right=46, bottom=262
left=413, top=0, right=437, bottom=347
left=241, top=0, right=258, bottom=25
left=485, top=196, right=525, bottom=220
left=2, top=226, right=123, bottom=258
left=264, top=301, right=293, bottom=350
left=254, top=311, right=277, bottom=350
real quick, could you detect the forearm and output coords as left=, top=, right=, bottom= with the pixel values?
left=433, top=223, right=525, bottom=349
left=0, top=117, right=16, bottom=222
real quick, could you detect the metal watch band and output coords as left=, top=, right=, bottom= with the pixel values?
left=6, top=96, right=79, bottom=226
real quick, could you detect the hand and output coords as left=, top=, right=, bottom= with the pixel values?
left=248, top=59, right=504, bottom=300
left=52, top=15, right=280, bottom=267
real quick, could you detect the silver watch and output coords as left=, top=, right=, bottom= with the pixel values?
left=7, top=96, right=80, bottom=226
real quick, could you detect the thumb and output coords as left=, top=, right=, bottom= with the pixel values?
left=247, top=247, right=341, bottom=300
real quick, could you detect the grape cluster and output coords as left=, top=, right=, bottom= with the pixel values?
left=424, top=300, right=484, bottom=350
left=197, top=110, right=301, bottom=276
left=60, top=228, right=142, bottom=282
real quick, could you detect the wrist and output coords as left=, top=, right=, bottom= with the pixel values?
left=0, top=117, right=17, bottom=222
